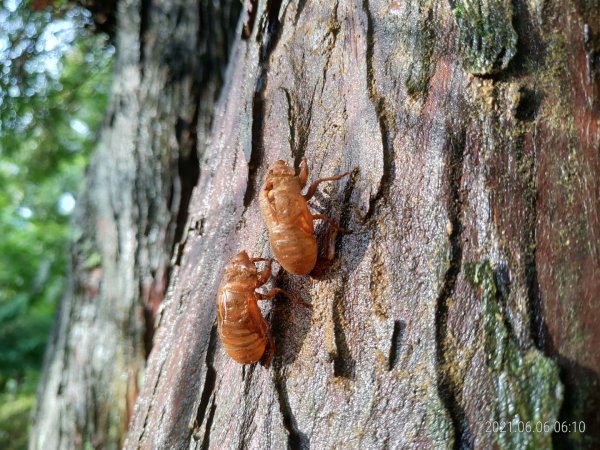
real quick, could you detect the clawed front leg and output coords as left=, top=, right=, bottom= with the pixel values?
left=309, top=225, right=339, bottom=278
left=256, top=288, right=312, bottom=308
left=266, top=189, right=280, bottom=223
left=298, top=157, right=309, bottom=189
left=260, top=329, right=275, bottom=367
left=303, top=171, right=350, bottom=201
left=312, top=214, right=351, bottom=234
left=255, top=259, right=273, bottom=287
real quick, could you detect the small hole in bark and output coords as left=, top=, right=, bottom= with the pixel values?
left=388, top=320, right=405, bottom=371
left=515, top=88, right=541, bottom=122
left=332, top=296, right=355, bottom=379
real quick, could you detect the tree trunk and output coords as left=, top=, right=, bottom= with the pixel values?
left=36, top=0, right=600, bottom=449
left=30, top=1, right=239, bottom=448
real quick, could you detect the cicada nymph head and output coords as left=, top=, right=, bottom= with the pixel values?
left=225, top=251, right=257, bottom=280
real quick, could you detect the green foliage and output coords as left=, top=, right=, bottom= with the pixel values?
left=0, top=0, right=113, bottom=446
left=0, top=372, right=37, bottom=450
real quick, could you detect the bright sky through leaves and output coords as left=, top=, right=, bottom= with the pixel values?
left=0, top=2, right=113, bottom=447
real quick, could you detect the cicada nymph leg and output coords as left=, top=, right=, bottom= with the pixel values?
left=312, top=214, right=351, bottom=234
left=260, top=328, right=275, bottom=367
left=309, top=213, right=352, bottom=278
left=256, top=287, right=311, bottom=367
left=253, top=258, right=273, bottom=287
left=264, top=184, right=280, bottom=223
left=303, top=172, right=350, bottom=201
left=298, top=157, right=309, bottom=189
left=256, top=288, right=312, bottom=308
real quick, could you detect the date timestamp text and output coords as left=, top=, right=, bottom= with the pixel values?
left=485, top=421, right=586, bottom=434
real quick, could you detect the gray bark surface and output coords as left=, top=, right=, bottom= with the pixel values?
left=34, top=0, right=600, bottom=449
left=30, top=0, right=238, bottom=448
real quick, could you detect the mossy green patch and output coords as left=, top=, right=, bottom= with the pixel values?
left=426, top=389, right=455, bottom=449
left=404, top=7, right=435, bottom=98
left=450, top=0, right=517, bottom=75
left=466, top=260, right=563, bottom=449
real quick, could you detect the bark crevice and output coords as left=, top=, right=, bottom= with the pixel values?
left=193, top=324, right=219, bottom=446
left=434, top=129, right=467, bottom=450
left=283, top=88, right=296, bottom=159
left=518, top=129, right=545, bottom=352
left=293, top=0, right=308, bottom=25
left=137, top=359, right=166, bottom=445
left=362, top=0, right=395, bottom=221
left=173, top=115, right=201, bottom=249
left=200, top=398, right=217, bottom=450
left=245, top=90, right=265, bottom=208
left=284, top=82, right=317, bottom=169
left=319, top=1, right=340, bottom=100
left=243, top=0, right=285, bottom=208
left=273, top=368, right=309, bottom=450
left=139, top=0, right=152, bottom=69
left=332, top=285, right=356, bottom=379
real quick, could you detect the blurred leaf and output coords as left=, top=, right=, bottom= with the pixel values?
left=0, top=0, right=113, bottom=446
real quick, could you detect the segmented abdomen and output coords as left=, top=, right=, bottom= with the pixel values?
left=217, top=288, right=267, bottom=364
left=260, top=189, right=317, bottom=275
left=270, top=225, right=317, bottom=275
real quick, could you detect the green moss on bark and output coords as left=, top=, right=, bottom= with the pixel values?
left=404, top=6, right=435, bottom=98
left=426, top=389, right=455, bottom=449
left=466, top=261, right=563, bottom=449
left=450, top=0, right=517, bottom=75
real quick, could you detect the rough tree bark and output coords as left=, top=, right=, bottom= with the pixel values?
left=30, top=0, right=239, bottom=448
left=35, top=0, right=599, bottom=449
left=126, top=0, right=600, bottom=448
